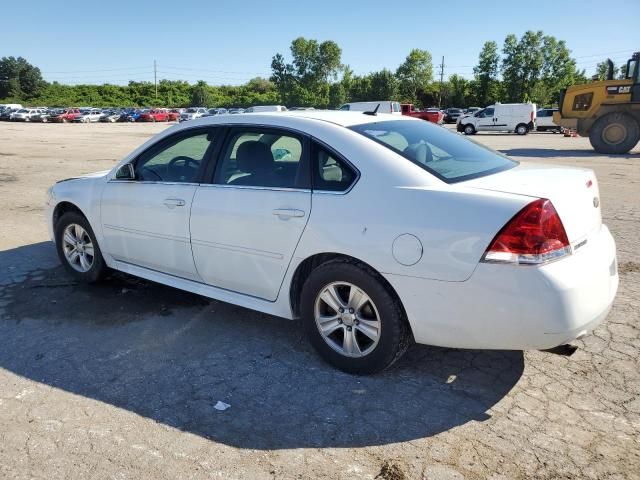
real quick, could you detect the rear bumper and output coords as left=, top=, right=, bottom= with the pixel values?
left=385, top=225, right=618, bottom=350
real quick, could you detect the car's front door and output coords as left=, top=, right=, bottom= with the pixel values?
left=101, top=127, right=217, bottom=280
left=476, top=107, right=497, bottom=131
left=190, top=127, right=311, bottom=301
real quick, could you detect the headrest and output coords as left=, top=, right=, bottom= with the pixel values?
left=236, top=141, right=274, bottom=173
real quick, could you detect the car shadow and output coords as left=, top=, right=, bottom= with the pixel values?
left=0, top=241, right=524, bottom=449
left=500, top=148, right=640, bottom=159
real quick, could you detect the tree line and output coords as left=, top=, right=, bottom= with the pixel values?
left=0, top=32, right=618, bottom=109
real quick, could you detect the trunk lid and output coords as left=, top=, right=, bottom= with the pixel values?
left=462, top=162, right=602, bottom=242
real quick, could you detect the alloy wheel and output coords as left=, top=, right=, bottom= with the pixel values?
left=62, top=223, right=95, bottom=272
left=314, top=282, right=381, bottom=358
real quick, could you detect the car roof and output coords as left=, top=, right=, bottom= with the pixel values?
left=194, top=110, right=414, bottom=128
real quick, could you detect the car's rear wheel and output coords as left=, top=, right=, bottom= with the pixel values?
left=55, top=211, right=108, bottom=283
left=463, top=124, right=475, bottom=135
left=300, top=259, right=410, bottom=374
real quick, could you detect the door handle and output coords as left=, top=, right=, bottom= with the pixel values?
left=164, top=198, right=186, bottom=208
left=272, top=208, right=305, bottom=218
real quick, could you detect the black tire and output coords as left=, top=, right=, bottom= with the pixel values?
left=589, top=112, right=640, bottom=154
left=55, top=211, right=108, bottom=283
left=537, top=127, right=546, bottom=132
left=515, top=123, right=529, bottom=135
left=463, top=124, right=475, bottom=135
left=300, top=259, right=411, bottom=374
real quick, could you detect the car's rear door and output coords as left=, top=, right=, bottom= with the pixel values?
left=190, top=126, right=311, bottom=301
left=101, top=127, right=218, bottom=280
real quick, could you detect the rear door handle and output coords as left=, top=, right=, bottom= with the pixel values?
left=272, top=208, right=305, bottom=218
left=164, top=198, right=186, bottom=208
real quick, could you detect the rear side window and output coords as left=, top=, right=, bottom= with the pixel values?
left=214, top=130, right=306, bottom=189
left=312, top=143, right=357, bottom=192
left=350, top=120, right=517, bottom=183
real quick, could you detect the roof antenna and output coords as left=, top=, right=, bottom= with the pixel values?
left=363, top=104, right=380, bottom=116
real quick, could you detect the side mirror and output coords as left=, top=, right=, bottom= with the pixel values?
left=115, top=163, right=135, bottom=180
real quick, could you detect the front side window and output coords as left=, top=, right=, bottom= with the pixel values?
left=312, top=143, right=357, bottom=192
left=350, top=120, right=517, bottom=183
left=214, top=130, right=305, bottom=189
left=135, top=129, right=214, bottom=182
left=483, top=107, right=495, bottom=117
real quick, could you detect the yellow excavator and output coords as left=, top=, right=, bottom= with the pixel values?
left=553, top=52, right=640, bottom=154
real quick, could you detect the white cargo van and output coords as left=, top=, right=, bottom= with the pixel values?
left=456, top=103, right=536, bottom=135
left=339, top=101, right=402, bottom=115
left=0, top=103, right=23, bottom=110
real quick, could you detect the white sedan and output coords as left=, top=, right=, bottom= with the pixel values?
left=45, top=111, right=618, bottom=373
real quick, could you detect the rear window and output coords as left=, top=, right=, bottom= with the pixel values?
left=350, top=120, right=517, bottom=183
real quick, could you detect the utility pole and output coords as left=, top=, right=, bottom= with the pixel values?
left=438, top=56, right=445, bottom=108
left=154, top=59, right=157, bottom=102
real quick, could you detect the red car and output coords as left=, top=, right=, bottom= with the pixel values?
left=400, top=104, right=444, bottom=124
left=167, top=109, right=181, bottom=121
left=137, top=109, right=171, bottom=122
left=50, top=108, right=82, bottom=123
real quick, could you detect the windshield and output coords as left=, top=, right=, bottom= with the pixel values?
left=186, top=108, right=197, bottom=113
left=350, top=120, right=517, bottom=183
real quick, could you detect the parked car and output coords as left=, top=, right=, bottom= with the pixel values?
left=73, top=109, right=103, bottom=123
left=203, top=108, right=228, bottom=117
left=245, top=105, right=289, bottom=113
left=0, top=108, right=19, bottom=121
left=0, top=103, right=23, bottom=111
left=32, top=109, right=62, bottom=123
left=11, top=108, right=47, bottom=122
left=464, top=107, right=482, bottom=115
left=138, top=109, right=172, bottom=122
left=338, top=101, right=400, bottom=115
left=167, top=109, right=181, bottom=121
left=123, top=109, right=148, bottom=122
left=52, top=108, right=82, bottom=123
left=100, top=110, right=122, bottom=123
left=179, top=107, right=208, bottom=122
left=457, top=103, right=537, bottom=135
left=400, top=104, right=444, bottom=124
left=228, top=108, right=245, bottom=114
left=443, top=108, right=465, bottom=124
left=536, top=107, right=561, bottom=132
left=46, top=111, right=617, bottom=374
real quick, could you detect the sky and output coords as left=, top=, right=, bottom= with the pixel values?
left=3, top=0, right=639, bottom=86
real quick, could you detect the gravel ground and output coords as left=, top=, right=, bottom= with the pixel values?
left=0, top=122, right=638, bottom=480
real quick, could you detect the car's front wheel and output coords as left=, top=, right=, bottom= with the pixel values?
left=463, top=124, right=475, bottom=135
left=300, top=259, right=411, bottom=374
left=55, top=211, right=108, bottom=283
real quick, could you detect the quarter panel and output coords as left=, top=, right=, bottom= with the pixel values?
left=298, top=185, right=529, bottom=282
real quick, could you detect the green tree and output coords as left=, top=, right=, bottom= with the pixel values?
left=270, top=37, right=342, bottom=107
left=0, top=56, right=46, bottom=99
left=191, top=80, right=210, bottom=106
left=369, top=69, right=398, bottom=100
left=448, top=74, right=469, bottom=107
left=473, top=41, right=500, bottom=106
left=396, top=49, right=433, bottom=103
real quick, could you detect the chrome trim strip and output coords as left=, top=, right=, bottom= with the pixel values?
left=191, top=238, right=284, bottom=259
left=103, top=224, right=190, bottom=243
left=107, top=180, right=201, bottom=186
left=196, top=184, right=311, bottom=193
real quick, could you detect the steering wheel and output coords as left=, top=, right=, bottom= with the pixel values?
left=167, top=156, right=199, bottom=182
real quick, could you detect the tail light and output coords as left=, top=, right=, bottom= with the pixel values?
left=482, top=199, right=571, bottom=265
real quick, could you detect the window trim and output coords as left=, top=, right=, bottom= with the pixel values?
left=207, top=125, right=311, bottom=191
left=110, top=126, right=220, bottom=185
left=310, top=137, right=360, bottom=195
